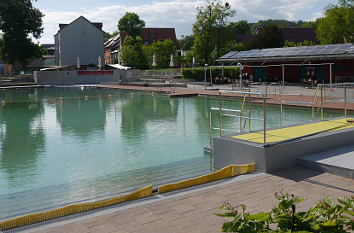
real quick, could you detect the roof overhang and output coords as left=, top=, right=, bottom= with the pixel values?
left=217, top=54, right=354, bottom=64
left=107, top=64, right=130, bottom=70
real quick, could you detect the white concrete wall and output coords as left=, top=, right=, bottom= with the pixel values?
left=34, top=69, right=140, bottom=85
left=57, top=17, right=104, bottom=67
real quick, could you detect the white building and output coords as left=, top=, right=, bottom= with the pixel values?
left=54, top=16, right=104, bottom=67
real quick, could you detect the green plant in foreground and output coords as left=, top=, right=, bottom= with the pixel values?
left=215, top=190, right=354, bottom=232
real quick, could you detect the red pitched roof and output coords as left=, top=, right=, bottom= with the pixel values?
left=281, top=28, right=318, bottom=43
left=120, top=28, right=178, bottom=47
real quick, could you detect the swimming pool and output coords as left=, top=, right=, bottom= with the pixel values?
left=0, top=87, right=348, bottom=219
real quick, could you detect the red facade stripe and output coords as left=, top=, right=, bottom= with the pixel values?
left=77, top=71, right=114, bottom=76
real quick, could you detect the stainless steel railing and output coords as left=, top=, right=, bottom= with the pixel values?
left=209, top=90, right=267, bottom=145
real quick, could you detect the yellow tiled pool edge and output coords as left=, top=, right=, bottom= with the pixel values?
left=232, top=118, right=354, bottom=144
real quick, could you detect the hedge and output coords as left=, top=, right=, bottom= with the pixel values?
left=181, top=67, right=240, bottom=81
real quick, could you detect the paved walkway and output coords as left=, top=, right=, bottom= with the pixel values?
left=100, top=84, right=354, bottom=111
left=23, top=167, right=354, bottom=233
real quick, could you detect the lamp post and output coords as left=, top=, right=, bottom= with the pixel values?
left=204, top=64, right=208, bottom=90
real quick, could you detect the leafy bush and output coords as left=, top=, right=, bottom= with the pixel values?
left=215, top=190, right=354, bottom=232
left=181, top=67, right=240, bottom=81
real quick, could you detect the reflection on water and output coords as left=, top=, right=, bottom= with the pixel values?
left=0, top=87, right=213, bottom=218
left=0, top=89, right=45, bottom=189
left=121, top=92, right=179, bottom=139
left=0, top=87, right=347, bottom=219
left=56, top=95, right=107, bottom=140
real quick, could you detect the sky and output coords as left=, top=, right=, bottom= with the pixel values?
left=32, top=0, right=338, bottom=44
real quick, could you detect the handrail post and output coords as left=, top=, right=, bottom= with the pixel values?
left=204, top=64, right=208, bottom=90
left=240, top=94, right=247, bottom=132
left=280, top=101, right=283, bottom=127
left=209, top=112, right=212, bottom=146
left=210, top=67, right=212, bottom=86
left=263, top=97, right=267, bottom=144
left=248, top=91, right=251, bottom=132
left=219, top=92, right=222, bottom=136
left=344, top=83, right=347, bottom=117
left=321, top=84, right=324, bottom=120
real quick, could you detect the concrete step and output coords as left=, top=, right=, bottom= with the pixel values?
left=297, top=144, right=354, bottom=179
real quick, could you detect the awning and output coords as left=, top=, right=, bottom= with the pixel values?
left=107, top=64, right=131, bottom=70
left=40, top=65, right=70, bottom=71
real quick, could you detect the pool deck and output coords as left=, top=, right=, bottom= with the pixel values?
left=2, top=84, right=354, bottom=111
left=233, top=118, right=354, bottom=144
left=17, top=167, right=354, bottom=233
left=99, top=84, right=354, bottom=111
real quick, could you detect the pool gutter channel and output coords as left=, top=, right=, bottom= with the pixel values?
left=0, top=164, right=255, bottom=231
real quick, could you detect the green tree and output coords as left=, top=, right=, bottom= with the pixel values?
left=193, top=1, right=235, bottom=65
left=143, top=39, right=176, bottom=69
left=247, top=24, right=284, bottom=49
left=228, top=20, right=251, bottom=34
left=338, top=0, right=353, bottom=8
left=0, top=0, right=44, bottom=66
left=178, top=35, right=195, bottom=51
left=248, top=19, right=316, bottom=34
left=118, top=12, right=145, bottom=40
left=316, top=1, right=354, bottom=44
left=121, top=36, right=148, bottom=69
left=297, top=20, right=317, bottom=28
left=184, top=50, right=196, bottom=66
left=219, top=41, right=245, bottom=56
left=285, top=40, right=317, bottom=47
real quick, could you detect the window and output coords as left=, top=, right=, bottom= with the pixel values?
left=144, top=40, right=149, bottom=45
left=150, top=33, right=155, bottom=38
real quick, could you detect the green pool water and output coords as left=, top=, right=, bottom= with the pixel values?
left=0, top=87, right=348, bottom=219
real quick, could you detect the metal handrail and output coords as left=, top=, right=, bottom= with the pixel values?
left=280, top=84, right=320, bottom=121
left=281, top=100, right=313, bottom=105
left=214, top=90, right=267, bottom=144
left=210, top=107, right=242, bottom=113
left=219, top=90, right=266, bottom=99
left=318, top=83, right=352, bottom=118
left=268, top=82, right=282, bottom=100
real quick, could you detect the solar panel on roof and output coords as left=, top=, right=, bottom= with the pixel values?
left=220, top=51, right=237, bottom=59
left=349, top=46, right=354, bottom=54
left=219, top=43, right=353, bottom=60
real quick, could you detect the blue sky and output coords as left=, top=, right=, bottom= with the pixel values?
left=33, top=0, right=338, bottom=44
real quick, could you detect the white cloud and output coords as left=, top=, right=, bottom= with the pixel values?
left=307, top=11, right=324, bottom=21
left=229, top=0, right=320, bottom=21
left=37, top=0, right=322, bottom=44
left=38, top=0, right=204, bottom=44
